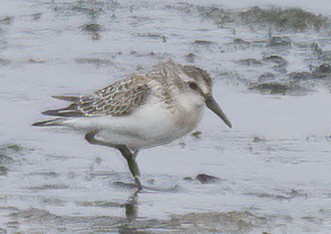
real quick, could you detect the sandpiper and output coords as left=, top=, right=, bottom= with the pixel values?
left=33, top=59, right=232, bottom=189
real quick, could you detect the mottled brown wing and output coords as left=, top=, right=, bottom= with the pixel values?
left=77, top=76, right=150, bottom=116
left=43, top=76, right=150, bottom=117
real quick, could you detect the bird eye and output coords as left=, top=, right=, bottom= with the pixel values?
left=189, top=82, right=198, bottom=90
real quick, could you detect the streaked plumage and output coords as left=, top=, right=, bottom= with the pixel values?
left=33, top=59, right=232, bottom=190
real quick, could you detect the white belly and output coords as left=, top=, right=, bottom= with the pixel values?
left=64, top=101, right=204, bottom=149
left=64, top=91, right=205, bottom=149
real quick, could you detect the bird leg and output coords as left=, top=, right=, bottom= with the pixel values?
left=85, top=131, right=142, bottom=190
left=116, top=145, right=142, bottom=190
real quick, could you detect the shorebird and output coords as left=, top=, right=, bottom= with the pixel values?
left=33, top=59, right=232, bottom=190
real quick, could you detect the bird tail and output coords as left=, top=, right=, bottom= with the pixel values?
left=32, top=118, right=65, bottom=127
left=41, top=103, right=84, bottom=117
left=52, top=95, right=80, bottom=102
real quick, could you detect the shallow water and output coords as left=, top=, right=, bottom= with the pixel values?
left=1, top=0, right=331, bottom=233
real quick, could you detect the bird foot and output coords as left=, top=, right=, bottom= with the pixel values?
left=134, top=176, right=143, bottom=191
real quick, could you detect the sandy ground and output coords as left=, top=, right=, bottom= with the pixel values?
left=0, top=0, right=331, bottom=233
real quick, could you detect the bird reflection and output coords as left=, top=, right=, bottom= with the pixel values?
left=118, top=190, right=139, bottom=233
left=124, top=190, right=139, bottom=222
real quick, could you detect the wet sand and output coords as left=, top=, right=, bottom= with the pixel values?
left=1, top=0, right=331, bottom=233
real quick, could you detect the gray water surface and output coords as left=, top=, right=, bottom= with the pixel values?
left=1, top=0, right=331, bottom=233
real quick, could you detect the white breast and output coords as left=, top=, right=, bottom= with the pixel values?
left=64, top=92, right=205, bottom=149
left=170, top=92, right=205, bottom=136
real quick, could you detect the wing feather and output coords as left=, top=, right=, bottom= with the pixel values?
left=42, top=76, right=150, bottom=117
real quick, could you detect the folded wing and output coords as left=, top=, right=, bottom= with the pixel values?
left=42, top=76, right=150, bottom=118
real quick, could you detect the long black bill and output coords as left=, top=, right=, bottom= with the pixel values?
left=205, top=96, right=232, bottom=128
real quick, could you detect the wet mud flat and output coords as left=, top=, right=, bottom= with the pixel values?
left=1, top=0, right=331, bottom=233
left=1, top=207, right=284, bottom=233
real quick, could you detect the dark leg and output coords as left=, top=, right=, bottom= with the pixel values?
left=85, top=131, right=142, bottom=190
left=117, top=145, right=142, bottom=190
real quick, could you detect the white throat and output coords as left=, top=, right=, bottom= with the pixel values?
left=177, top=92, right=205, bottom=111
left=173, top=92, right=205, bottom=133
